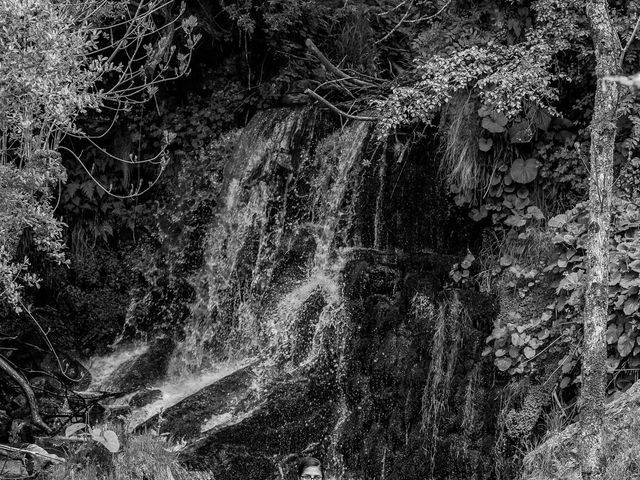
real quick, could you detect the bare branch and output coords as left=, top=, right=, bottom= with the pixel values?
left=0, top=355, right=52, bottom=434
left=620, top=14, right=640, bottom=66
left=304, top=89, right=378, bottom=122
left=375, top=0, right=414, bottom=45
left=305, top=39, right=378, bottom=89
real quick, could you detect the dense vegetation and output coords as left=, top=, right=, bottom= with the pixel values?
left=1, top=0, right=640, bottom=478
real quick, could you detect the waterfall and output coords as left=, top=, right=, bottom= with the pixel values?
left=171, top=109, right=370, bottom=374
left=80, top=106, right=500, bottom=480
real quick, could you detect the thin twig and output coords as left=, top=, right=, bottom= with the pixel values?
left=304, top=89, right=378, bottom=121
left=375, top=0, right=414, bottom=45
left=620, top=15, right=640, bottom=66
left=405, top=0, right=452, bottom=23
left=305, top=39, right=377, bottom=89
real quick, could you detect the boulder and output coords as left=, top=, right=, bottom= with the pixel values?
left=101, top=337, right=174, bottom=392
left=522, top=382, right=640, bottom=480
left=137, top=364, right=257, bottom=439
left=181, top=368, right=339, bottom=480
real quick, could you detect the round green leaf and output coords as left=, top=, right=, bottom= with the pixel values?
left=495, top=357, right=512, bottom=371
left=479, top=138, right=493, bottom=152
left=510, top=158, right=539, bottom=183
left=618, top=333, right=634, bottom=357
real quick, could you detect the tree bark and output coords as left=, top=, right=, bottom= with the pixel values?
left=581, top=0, right=620, bottom=478
left=0, top=355, right=51, bottom=434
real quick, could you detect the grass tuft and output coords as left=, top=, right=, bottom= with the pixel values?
left=439, top=93, right=481, bottom=200
left=42, top=430, right=213, bottom=480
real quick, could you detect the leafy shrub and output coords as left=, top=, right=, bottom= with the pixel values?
left=482, top=199, right=640, bottom=395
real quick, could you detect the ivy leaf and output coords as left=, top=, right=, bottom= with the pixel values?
left=609, top=271, right=622, bottom=286
left=559, top=376, right=571, bottom=389
left=523, top=346, right=536, bottom=359
left=482, top=117, right=506, bottom=133
left=618, top=333, right=635, bottom=357
left=548, top=213, right=568, bottom=229
left=504, top=214, right=526, bottom=227
left=478, top=138, right=493, bottom=152
left=620, top=275, right=640, bottom=289
left=527, top=206, right=544, bottom=220
left=629, top=260, right=640, bottom=273
left=510, top=158, right=539, bottom=183
left=495, top=357, right=512, bottom=371
left=558, top=271, right=583, bottom=292
left=623, top=297, right=639, bottom=316
left=469, top=206, right=488, bottom=221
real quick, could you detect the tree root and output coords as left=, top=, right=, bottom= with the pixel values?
left=0, top=355, right=52, bottom=434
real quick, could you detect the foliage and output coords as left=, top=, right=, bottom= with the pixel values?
left=0, top=0, right=199, bottom=311
left=65, top=423, right=120, bottom=453
left=373, top=0, right=591, bottom=136
left=480, top=199, right=640, bottom=397
left=0, top=150, right=68, bottom=311
left=43, top=429, right=213, bottom=479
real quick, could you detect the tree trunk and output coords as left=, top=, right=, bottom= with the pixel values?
left=581, top=0, right=620, bottom=478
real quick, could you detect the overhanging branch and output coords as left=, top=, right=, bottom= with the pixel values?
left=304, top=89, right=378, bottom=122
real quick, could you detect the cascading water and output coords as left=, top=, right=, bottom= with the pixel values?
left=173, top=109, right=370, bottom=375
left=85, top=106, right=500, bottom=480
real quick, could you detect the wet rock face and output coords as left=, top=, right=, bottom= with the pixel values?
left=100, top=337, right=174, bottom=392
left=138, top=364, right=258, bottom=440
left=129, top=389, right=163, bottom=408
left=154, top=254, right=499, bottom=480
left=183, top=368, right=340, bottom=480
left=336, top=256, right=500, bottom=480
left=152, top=109, right=500, bottom=479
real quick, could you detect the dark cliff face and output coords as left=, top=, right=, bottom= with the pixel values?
left=154, top=108, right=502, bottom=480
